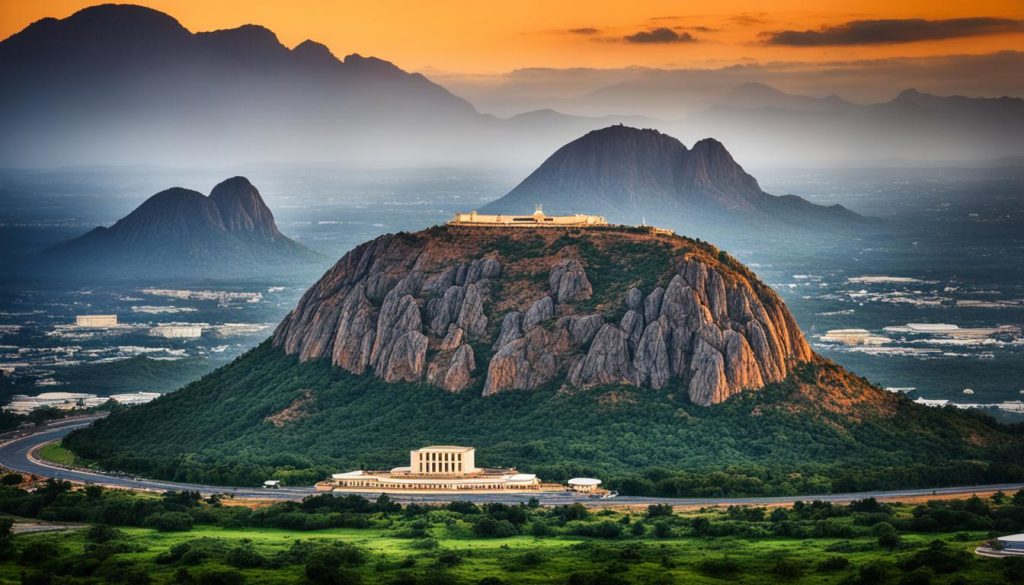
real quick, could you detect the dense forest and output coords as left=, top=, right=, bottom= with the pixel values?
left=64, top=342, right=1024, bottom=495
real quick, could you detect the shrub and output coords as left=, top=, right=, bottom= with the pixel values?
left=196, top=569, right=245, bottom=585
left=472, top=517, right=518, bottom=538
left=646, top=504, right=673, bottom=518
left=899, top=567, right=933, bottom=585
left=0, top=474, right=22, bottom=486
left=653, top=521, right=672, bottom=538
left=85, top=524, right=123, bottom=543
left=225, top=544, right=264, bottom=568
left=150, top=512, right=193, bottom=532
left=699, top=557, right=740, bottom=577
left=817, top=556, right=850, bottom=572
left=856, top=561, right=892, bottom=585
left=773, top=559, right=803, bottom=579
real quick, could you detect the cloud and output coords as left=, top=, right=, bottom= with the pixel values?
left=567, top=27, right=599, bottom=35
left=624, top=27, right=697, bottom=44
left=763, top=17, right=1024, bottom=46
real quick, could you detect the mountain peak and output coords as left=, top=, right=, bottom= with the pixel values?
left=209, top=176, right=282, bottom=239
left=291, top=39, right=339, bottom=67
left=483, top=126, right=858, bottom=235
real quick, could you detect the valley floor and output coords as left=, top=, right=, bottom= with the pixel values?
left=1, top=507, right=1020, bottom=584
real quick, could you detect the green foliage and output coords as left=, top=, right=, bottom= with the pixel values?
left=63, top=343, right=1024, bottom=496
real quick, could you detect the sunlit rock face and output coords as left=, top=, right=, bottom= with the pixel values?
left=273, top=225, right=811, bottom=403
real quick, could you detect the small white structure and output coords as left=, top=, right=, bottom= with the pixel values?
left=567, top=478, right=603, bottom=493
left=149, top=324, right=202, bottom=339
left=75, top=315, right=117, bottom=328
left=977, top=533, right=1024, bottom=557
left=263, top=480, right=281, bottom=489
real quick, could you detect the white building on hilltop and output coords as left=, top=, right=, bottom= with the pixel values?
left=450, top=207, right=608, bottom=228
left=75, top=315, right=117, bottom=328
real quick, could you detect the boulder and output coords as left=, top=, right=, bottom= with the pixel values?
left=456, top=282, right=488, bottom=338
left=493, top=311, right=524, bottom=349
left=569, top=324, right=636, bottom=386
left=634, top=321, right=670, bottom=389
left=625, top=287, right=643, bottom=310
left=524, top=296, right=555, bottom=329
left=620, top=310, right=644, bottom=350
left=549, top=258, right=592, bottom=303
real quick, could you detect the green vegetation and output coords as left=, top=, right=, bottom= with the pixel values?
left=1, top=483, right=1024, bottom=584
left=64, top=343, right=1024, bottom=492
left=50, top=356, right=220, bottom=395
left=37, top=442, right=78, bottom=466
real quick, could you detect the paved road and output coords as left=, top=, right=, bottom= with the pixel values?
left=2, top=417, right=1022, bottom=507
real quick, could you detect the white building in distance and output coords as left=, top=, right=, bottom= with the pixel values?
left=75, top=315, right=117, bottom=328
left=149, top=324, right=203, bottom=339
left=319, top=445, right=559, bottom=493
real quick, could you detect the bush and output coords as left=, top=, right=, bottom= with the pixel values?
left=899, top=567, right=933, bottom=585
left=646, top=504, right=673, bottom=518
left=900, top=540, right=970, bottom=574
left=0, top=474, right=22, bottom=486
left=653, top=521, right=672, bottom=538
left=472, top=517, right=518, bottom=538
left=856, top=561, right=891, bottom=585
left=699, top=557, right=740, bottom=577
left=85, top=524, right=123, bottom=543
left=773, top=559, right=803, bottom=579
left=196, top=569, right=245, bottom=585
left=150, top=512, right=193, bottom=532
left=225, top=544, right=264, bottom=568
left=817, top=556, right=850, bottom=572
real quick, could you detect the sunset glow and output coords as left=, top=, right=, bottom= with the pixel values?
left=4, top=0, right=1024, bottom=74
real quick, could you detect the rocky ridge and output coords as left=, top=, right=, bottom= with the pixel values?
left=273, top=226, right=811, bottom=405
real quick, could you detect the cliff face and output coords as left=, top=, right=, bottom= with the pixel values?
left=273, top=226, right=811, bottom=405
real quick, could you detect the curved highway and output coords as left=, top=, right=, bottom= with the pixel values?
left=2, top=417, right=1022, bottom=507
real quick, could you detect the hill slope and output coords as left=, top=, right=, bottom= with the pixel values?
left=64, top=226, right=1024, bottom=493
left=481, top=126, right=864, bottom=238
left=36, top=176, right=324, bottom=280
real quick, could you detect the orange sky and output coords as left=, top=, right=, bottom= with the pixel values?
left=3, top=1, right=1024, bottom=74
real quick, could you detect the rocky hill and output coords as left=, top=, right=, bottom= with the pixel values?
left=65, top=224, right=1024, bottom=491
left=481, top=126, right=865, bottom=238
left=36, top=176, right=324, bottom=280
left=273, top=225, right=810, bottom=405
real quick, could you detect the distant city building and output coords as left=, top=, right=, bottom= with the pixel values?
left=149, top=324, right=203, bottom=339
left=75, top=314, right=118, bottom=328
left=450, top=207, right=608, bottom=228
left=318, top=445, right=556, bottom=493
left=3, top=391, right=160, bottom=414
left=821, top=329, right=889, bottom=346
left=109, top=392, right=162, bottom=406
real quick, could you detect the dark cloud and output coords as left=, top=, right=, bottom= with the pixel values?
left=763, top=17, right=1024, bottom=46
left=568, top=27, right=599, bottom=35
left=624, top=27, right=697, bottom=44
left=729, top=14, right=767, bottom=26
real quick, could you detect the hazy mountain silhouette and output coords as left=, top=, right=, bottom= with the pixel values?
left=482, top=126, right=863, bottom=237
left=36, top=177, right=325, bottom=281
left=2, top=5, right=1020, bottom=167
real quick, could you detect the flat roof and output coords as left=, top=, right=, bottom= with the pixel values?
left=416, top=445, right=474, bottom=452
left=998, top=534, right=1024, bottom=542
left=507, top=474, right=537, bottom=482
left=568, top=478, right=602, bottom=486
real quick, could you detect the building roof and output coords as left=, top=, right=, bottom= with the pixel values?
left=416, top=445, right=474, bottom=452
left=998, top=534, right=1024, bottom=543
left=507, top=474, right=537, bottom=482
left=567, top=477, right=602, bottom=486
left=332, top=470, right=365, bottom=479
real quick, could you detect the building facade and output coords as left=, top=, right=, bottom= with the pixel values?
left=75, top=315, right=117, bottom=327
left=450, top=208, right=608, bottom=228
left=319, top=445, right=550, bottom=493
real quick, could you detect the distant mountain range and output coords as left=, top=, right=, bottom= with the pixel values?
left=483, top=126, right=864, bottom=238
left=35, top=177, right=324, bottom=280
left=1, top=4, right=1021, bottom=167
